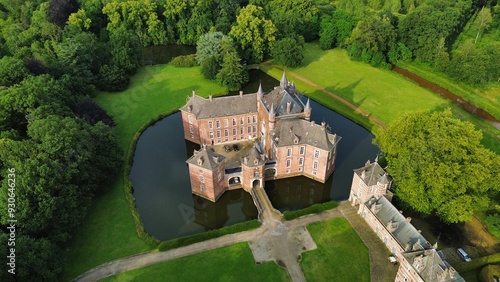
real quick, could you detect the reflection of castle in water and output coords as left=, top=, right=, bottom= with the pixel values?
left=192, top=189, right=258, bottom=231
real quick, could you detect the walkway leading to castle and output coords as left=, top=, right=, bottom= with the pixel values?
left=261, top=63, right=387, bottom=130
left=74, top=200, right=396, bottom=282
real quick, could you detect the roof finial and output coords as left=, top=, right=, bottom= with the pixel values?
left=280, top=70, right=288, bottom=88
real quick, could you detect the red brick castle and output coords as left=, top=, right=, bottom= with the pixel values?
left=181, top=71, right=341, bottom=202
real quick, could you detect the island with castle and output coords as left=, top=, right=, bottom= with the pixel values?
left=179, top=71, right=465, bottom=282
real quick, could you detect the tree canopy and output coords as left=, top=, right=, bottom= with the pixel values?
left=376, top=110, right=500, bottom=223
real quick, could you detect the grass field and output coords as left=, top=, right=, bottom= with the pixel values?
left=264, top=43, right=500, bottom=154
left=301, top=218, right=370, bottom=281
left=62, top=65, right=227, bottom=281
left=100, top=242, right=289, bottom=282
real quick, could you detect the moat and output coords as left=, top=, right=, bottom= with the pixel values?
left=130, top=70, right=378, bottom=241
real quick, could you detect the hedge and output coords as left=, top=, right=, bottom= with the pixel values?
left=283, top=201, right=339, bottom=221
left=171, top=54, right=197, bottom=67
left=158, top=220, right=260, bottom=252
left=455, top=253, right=500, bottom=273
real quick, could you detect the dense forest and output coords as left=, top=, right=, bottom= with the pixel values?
left=0, top=0, right=498, bottom=280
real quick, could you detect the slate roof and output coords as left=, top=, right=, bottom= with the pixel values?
left=402, top=250, right=465, bottom=282
left=354, top=161, right=391, bottom=186
left=186, top=146, right=225, bottom=170
left=271, top=119, right=340, bottom=151
left=260, top=87, right=304, bottom=116
left=242, top=145, right=266, bottom=167
left=365, top=196, right=430, bottom=251
left=180, top=93, right=258, bottom=119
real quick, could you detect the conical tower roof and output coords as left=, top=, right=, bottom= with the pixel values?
left=280, top=70, right=288, bottom=88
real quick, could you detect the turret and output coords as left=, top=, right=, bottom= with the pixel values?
left=257, top=82, right=264, bottom=101
left=304, top=98, right=311, bottom=121
left=269, top=103, right=276, bottom=131
left=280, top=70, right=288, bottom=89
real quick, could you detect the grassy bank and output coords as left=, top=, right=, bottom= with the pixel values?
left=62, top=65, right=227, bottom=280
left=100, top=242, right=289, bottom=282
left=301, top=218, right=370, bottom=281
left=397, top=61, right=500, bottom=120
left=283, top=201, right=338, bottom=221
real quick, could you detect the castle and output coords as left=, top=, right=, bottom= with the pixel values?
left=349, top=160, right=465, bottom=282
left=181, top=71, right=341, bottom=202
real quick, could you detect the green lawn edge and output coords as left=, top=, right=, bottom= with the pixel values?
left=100, top=242, right=289, bottom=282
left=301, top=218, right=370, bottom=281
left=283, top=201, right=339, bottom=221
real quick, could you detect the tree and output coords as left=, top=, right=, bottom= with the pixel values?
left=376, top=110, right=500, bottom=223
left=0, top=56, right=29, bottom=86
left=229, top=4, right=277, bottom=63
left=216, top=39, right=248, bottom=90
left=201, top=56, right=220, bottom=79
left=196, top=31, right=229, bottom=65
left=475, top=6, right=493, bottom=43
left=74, top=98, right=115, bottom=126
left=319, top=10, right=357, bottom=50
left=271, top=35, right=305, bottom=68
left=267, top=0, right=320, bottom=41
left=96, top=64, right=130, bottom=92
left=108, top=26, right=143, bottom=74
left=48, top=0, right=79, bottom=28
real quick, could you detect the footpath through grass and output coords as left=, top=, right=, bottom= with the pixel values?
left=62, top=65, right=227, bottom=281
left=301, top=218, right=370, bottom=281
left=100, top=242, right=289, bottom=282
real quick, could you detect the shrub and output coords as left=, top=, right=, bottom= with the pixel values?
left=283, top=201, right=339, bottom=221
left=455, top=253, right=500, bottom=273
left=484, top=213, right=500, bottom=239
left=171, top=54, right=198, bottom=68
left=158, top=220, right=260, bottom=252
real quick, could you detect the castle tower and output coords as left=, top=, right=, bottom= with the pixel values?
left=186, top=147, right=227, bottom=202
left=280, top=70, right=288, bottom=89
left=241, top=145, right=266, bottom=192
left=348, top=160, right=392, bottom=207
left=304, top=98, right=312, bottom=121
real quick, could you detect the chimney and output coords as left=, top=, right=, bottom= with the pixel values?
left=239, top=90, right=243, bottom=97
left=286, top=101, right=291, bottom=114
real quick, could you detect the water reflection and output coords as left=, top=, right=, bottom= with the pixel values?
left=131, top=69, right=378, bottom=240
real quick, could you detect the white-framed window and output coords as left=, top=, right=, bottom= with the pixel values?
left=298, top=167, right=303, bottom=172
left=299, top=146, right=305, bottom=155
left=314, top=150, right=320, bottom=159
left=224, top=119, right=228, bottom=127
left=217, top=131, right=221, bottom=138
left=240, top=117, right=244, bottom=125
left=299, top=157, right=304, bottom=166
left=253, top=125, right=256, bottom=133
left=241, top=127, right=244, bottom=135
left=200, top=184, right=205, bottom=192
left=216, top=120, right=220, bottom=128
left=232, top=118, right=236, bottom=126
left=208, top=121, right=213, bottom=129
left=189, top=125, right=193, bottom=133
left=313, top=161, right=318, bottom=170
left=312, top=171, right=317, bottom=176
left=225, top=130, right=229, bottom=137
left=286, top=159, right=291, bottom=167
left=199, top=169, right=203, bottom=174
left=232, top=128, right=236, bottom=136
left=199, top=175, right=204, bottom=183
left=188, top=115, right=193, bottom=124
left=287, top=148, right=292, bottom=157
left=247, top=116, right=251, bottom=123
left=248, top=126, right=251, bottom=134
left=253, top=115, right=256, bottom=123
left=209, top=132, right=214, bottom=139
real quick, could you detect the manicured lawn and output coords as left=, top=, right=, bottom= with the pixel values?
left=301, top=218, right=370, bottom=282
left=100, top=242, right=289, bottom=282
left=62, top=65, right=227, bottom=281
left=263, top=43, right=500, bottom=154
left=276, top=43, right=451, bottom=126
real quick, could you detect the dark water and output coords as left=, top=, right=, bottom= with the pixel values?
left=130, top=70, right=378, bottom=241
